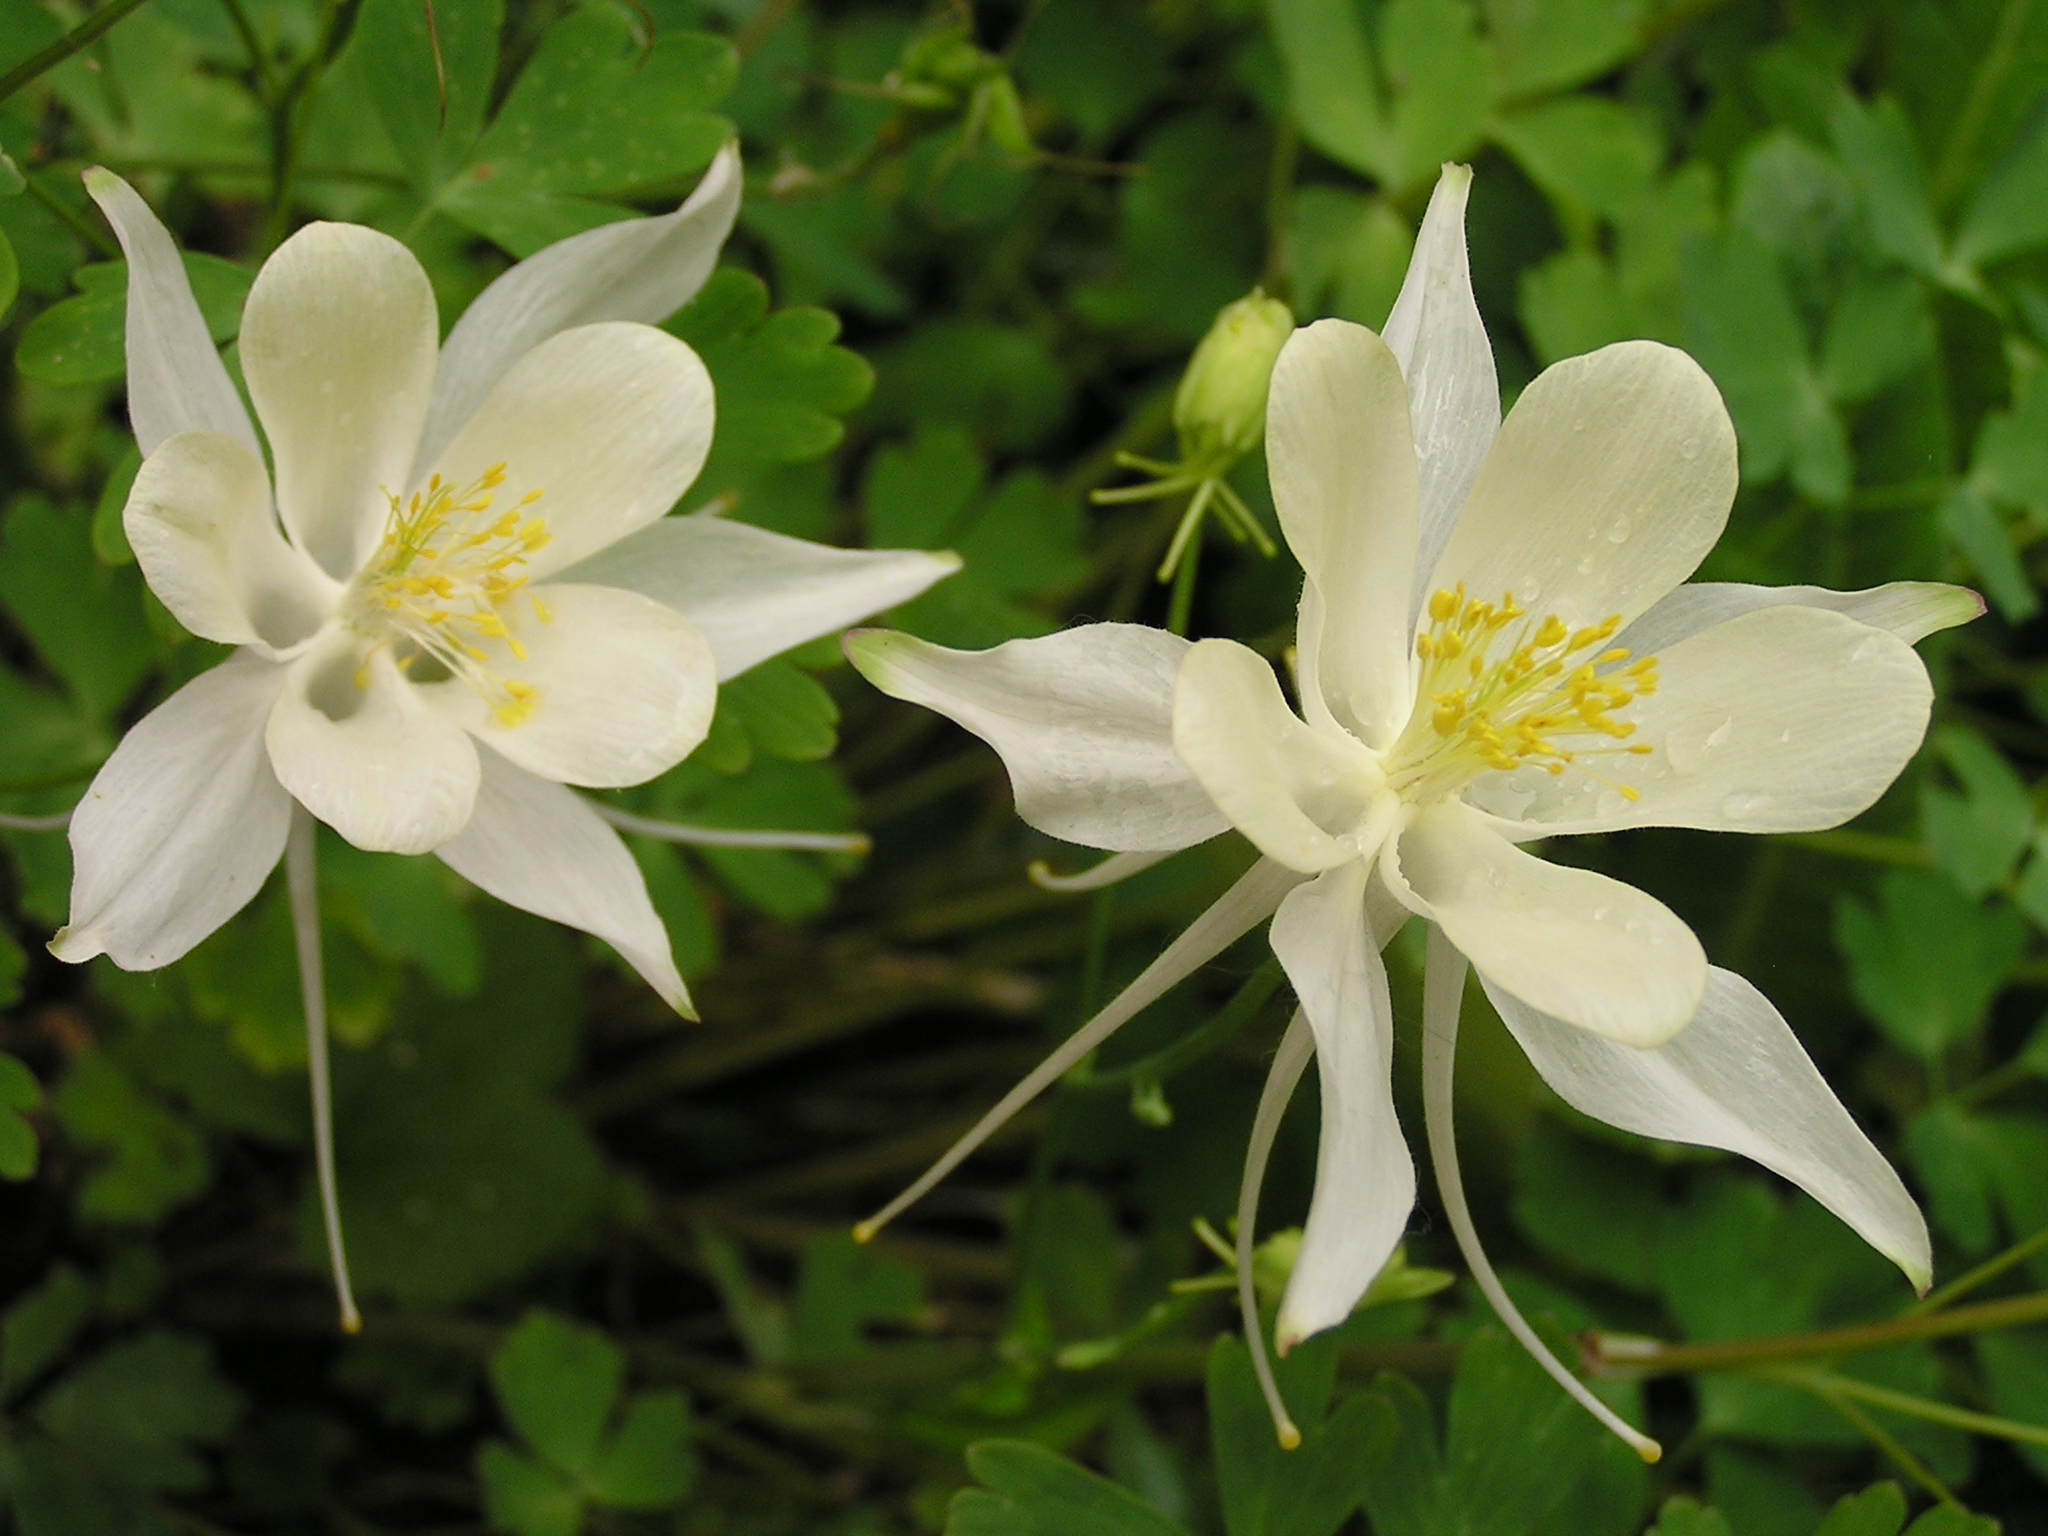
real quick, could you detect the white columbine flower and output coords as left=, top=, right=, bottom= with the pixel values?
left=55, top=150, right=956, bottom=1008
left=844, top=165, right=1977, bottom=1455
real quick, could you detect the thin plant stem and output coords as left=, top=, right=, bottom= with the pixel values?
left=27, top=175, right=119, bottom=259
left=1235, top=1010, right=1313, bottom=1449
left=593, top=802, right=872, bottom=855
left=0, top=0, right=155, bottom=104
left=1757, top=1364, right=2048, bottom=1452
left=0, top=809, right=71, bottom=831
left=1421, top=924, right=1663, bottom=1462
left=1800, top=1379, right=1959, bottom=1505
left=1778, top=829, right=1931, bottom=867
left=1156, top=477, right=1217, bottom=585
left=287, top=805, right=359, bottom=1334
left=1167, top=517, right=1203, bottom=635
left=1074, top=958, right=1283, bottom=1092
left=217, top=0, right=279, bottom=99
left=1913, top=1225, right=2048, bottom=1313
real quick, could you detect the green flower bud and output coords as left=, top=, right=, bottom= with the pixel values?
left=1172, top=289, right=1294, bottom=467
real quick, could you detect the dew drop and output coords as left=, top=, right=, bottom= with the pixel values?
left=1576, top=553, right=1598, bottom=574
left=1606, top=515, right=1632, bottom=544
left=1850, top=635, right=1885, bottom=663
left=1516, top=577, right=1542, bottom=604
left=1721, top=790, right=1772, bottom=820
left=1572, top=417, right=1588, bottom=433
left=1778, top=726, right=1793, bottom=744
left=1591, top=903, right=1613, bottom=922
left=1679, top=436, right=1701, bottom=461
left=1595, top=788, right=1627, bottom=819
left=1705, top=718, right=1734, bottom=749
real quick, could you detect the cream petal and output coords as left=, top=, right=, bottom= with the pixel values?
left=265, top=638, right=479, bottom=854
left=123, top=430, right=335, bottom=655
left=559, top=515, right=960, bottom=681
left=1268, top=860, right=1416, bottom=1348
left=1173, top=638, right=1384, bottom=873
left=415, top=143, right=741, bottom=477
left=845, top=625, right=1229, bottom=854
left=84, top=170, right=260, bottom=458
left=434, top=582, right=718, bottom=789
left=435, top=747, right=692, bottom=1016
left=1267, top=320, right=1421, bottom=748
left=1617, top=579, right=1984, bottom=656
left=51, top=652, right=290, bottom=969
left=1489, top=966, right=1931, bottom=1290
left=1380, top=164, right=1499, bottom=619
left=426, top=323, right=713, bottom=580
left=1463, top=606, right=1933, bottom=837
left=1427, top=340, right=1737, bottom=633
left=239, top=223, right=440, bottom=579
left=1384, top=799, right=1704, bottom=1047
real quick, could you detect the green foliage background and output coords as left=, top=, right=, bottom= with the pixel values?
left=0, top=0, right=2045, bottom=1531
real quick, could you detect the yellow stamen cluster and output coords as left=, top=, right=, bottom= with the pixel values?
left=1391, top=585, right=1659, bottom=803
left=355, top=465, right=552, bottom=726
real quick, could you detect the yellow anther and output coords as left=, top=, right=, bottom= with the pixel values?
left=1598, top=648, right=1630, bottom=664
left=1429, top=588, right=1460, bottom=623
left=1533, top=616, right=1567, bottom=647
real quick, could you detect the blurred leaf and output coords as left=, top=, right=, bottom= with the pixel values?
left=1646, top=1500, right=1734, bottom=1536
left=1208, top=1334, right=1380, bottom=1536
left=1267, top=0, right=1393, bottom=183
left=1818, top=270, right=1933, bottom=404
left=721, top=657, right=840, bottom=763
left=1511, top=1124, right=1661, bottom=1291
left=1906, top=1101, right=1999, bottom=1253
left=1833, top=869, right=2025, bottom=1061
left=1291, top=188, right=1412, bottom=327
left=1491, top=98, right=1660, bottom=222
left=866, top=321, right=1071, bottom=454
left=490, top=1310, right=623, bottom=1480
left=1939, top=485, right=2038, bottom=623
left=1483, top=0, right=1643, bottom=97
left=2, top=1265, right=93, bottom=1400
left=321, top=840, right=482, bottom=997
left=1921, top=725, right=2031, bottom=898
left=0, top=1047, right=40, bottom=1179
left=1828, top=94, right=1945, bottom=281
left=1953, top=102, right=2048, bottom=268
left=1814, top=1482, right=1907, bottom=1536
left=478, top=1442, right=581, bottom=1536
left=350, top=0, right=503, bottom=196
left=36, top=1329, right=242, bottom=1491
left=0, top=494, right=158, bottom=723
left=789, top=1230, right=923, bottom=1363
left=583, top=1391, right=696, bottom=1506
left=1976, top=1326, right=2048, bottom=1478
left=16, top=255, right=251, bottom=385
left=947, top=1439, right=1191, bottom=1536
left=1384, top=0, right=1491, bottom=185
left=1520, top=249, right=1647, bottom=365
left=53, top=1053, right=209, bottom=1224
left=1012, top=0, right=1171, bottom=139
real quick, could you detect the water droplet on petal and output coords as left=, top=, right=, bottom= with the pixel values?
left=1778, top=726, right=1793, bottom=744
left=1721, top=790, right=1772, bottom=820
left=1572, top=417, right=1588, bottom=433
left=1850, top=635, right=1885, bottom=663
left=1576, top=553, right=1597, bottom=574
left=1706, top=718, right=1734, bottom=749
left=1606, top=516, right=1631, bottom=544
left=1517, top=577, right=1542, bottom=604
left=1595, top=788, right=1627, bottom=819
left=1679, top=437, right=1700, bottom=460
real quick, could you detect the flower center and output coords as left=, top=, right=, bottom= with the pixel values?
left=348, top=464, right=552, bottom=726
left=1385, top=585, right=1659, bottom=806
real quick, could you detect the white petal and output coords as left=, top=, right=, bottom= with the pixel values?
left=52, top=652, right=290, bottom=969
left=1490, top=966, right=1931, bottom=1290
left=559, top=514, right=961, bottom=681
left=265, top=639, right=480, bottom=854
left=240, top=223, right=440, bottom=579
left=1268, top=320, right=1421, bottom=747
left=1466, top=606, right=1933, bottom=837
left=1428, top=340, right=1737, bottom=632
left=1384, top=799, right=1705, bottom=1047
left=1380, top=164, right=1499, bottom=618
left=1173, top=638, right=1384, bottom=873
left=123, top=430, right=335, bottom=654
left=845, top=625, right=1229, bottom=854
left=84, top=170, right=260, bottom=459
left=427, top=323, right=713, bottom=580
left=1617, top=579, right=1985, bottom=656
left=436, top=747, right=691, bottom=1016
left=415, top=143, right=741, bottom=478
left=1269, top=859, right=1416, bottom=1346
left=433, top=582, right=718, bottom=788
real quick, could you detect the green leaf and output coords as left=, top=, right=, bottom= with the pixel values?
left=1646, top=1499, right=1734, bottom=1536
left=1490, top=98, right=1661, bottom=222
left=349, top=0, right=503, bottom=196
left=1483, top=0, right=1643, bottom=97
left=865, top=320, right=1073, bottom=454
left=0, top=494, right=159, bottom=723
left=320, top=840, right=482, bottom=996
left=1511, top=1124, right=1662, bottom=1291
left=1953, top=102, right=2048, bottom=268
left=1828, top=94, right=1944, bottom=280
left=1901, top=1506, right=2000, bottom=1536
left=15, top=254, right=251, bottom=385
left=1834, top=869, right=2025, bottom=1061
left=35, top=1330, right=242, bottom=1491
left=52, top=1053, right=210, bottom=1224
left=788, top=1230, right=923, bottom=1363
left=1940, top=485, right=2039, bottom=624
left=0, top=931, right=22, bottom=1010
left=1384, top=0, right=1491, bottom=185
left=1208, top=1334, right=1382, bottom=1536
left=1814, top=1483, right=1906, bottom=1536
left=582, top=1391, right=696, bottom=1507
left=1906, top=1101, right=1999, bottom=1252
left=0, top=225, right=19, bottom=323
left=1818, top=270, right=1933, bottom=405
left=1266, top=0, right=1393, bottom=183
left=1011, top=0, right=1171, bottom=139
left=865, top=426, right=985, bottom=550
left=1976, top=1326, right=2048, bottom=1478
left=0, top=1048, right=41, bottom=1180
left=2, top=1264, right=93, bottom=1399
left=478, top=1441, right=581, bottom=1536
left=1680, top=229, right=1847, bottom=505
left=1921, top=725, right=2032, bottom=898
left=721, top=657, right=840, bottom=763
left=1519, top=249, right=1647, bottom=364
left=947, top=1439, right=1191, bottom=1536
left=490, top=1310, right=624, bottom=1480
left=439, top=8, right=735, bottom=256
left=1290, top=188, right=1413, bottom=327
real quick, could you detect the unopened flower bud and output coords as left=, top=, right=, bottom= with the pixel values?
left=1172, top=289, right=1294, bottom=467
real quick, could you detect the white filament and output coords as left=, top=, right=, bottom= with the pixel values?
left=1236, top=1009, right=1314, bottom=1449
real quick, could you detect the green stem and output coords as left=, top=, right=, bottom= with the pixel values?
left=1759, top=1365, right=2048, bottom=1451
left=1797, top=1379, right=1959, bottom=1505
left=1167, top=522, right=1201, bottom=635
left=1947, top=1056, right=2039, bottom=1113
left=1073, top=958, right=1283, bottom=1091
left=1912, top=1224, right=2048, bottom=1313
left=1777, top=829, right=1932, bottom=868
left=0, top=0, right=155, bottom=104
left=217, top=0, right=279, bottom=99
left=26, top=174, right=118, bottom=258
left=1589, top=1288, right=2048, bottom=1375
left=1934, top=0, right=2039, bottom=206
